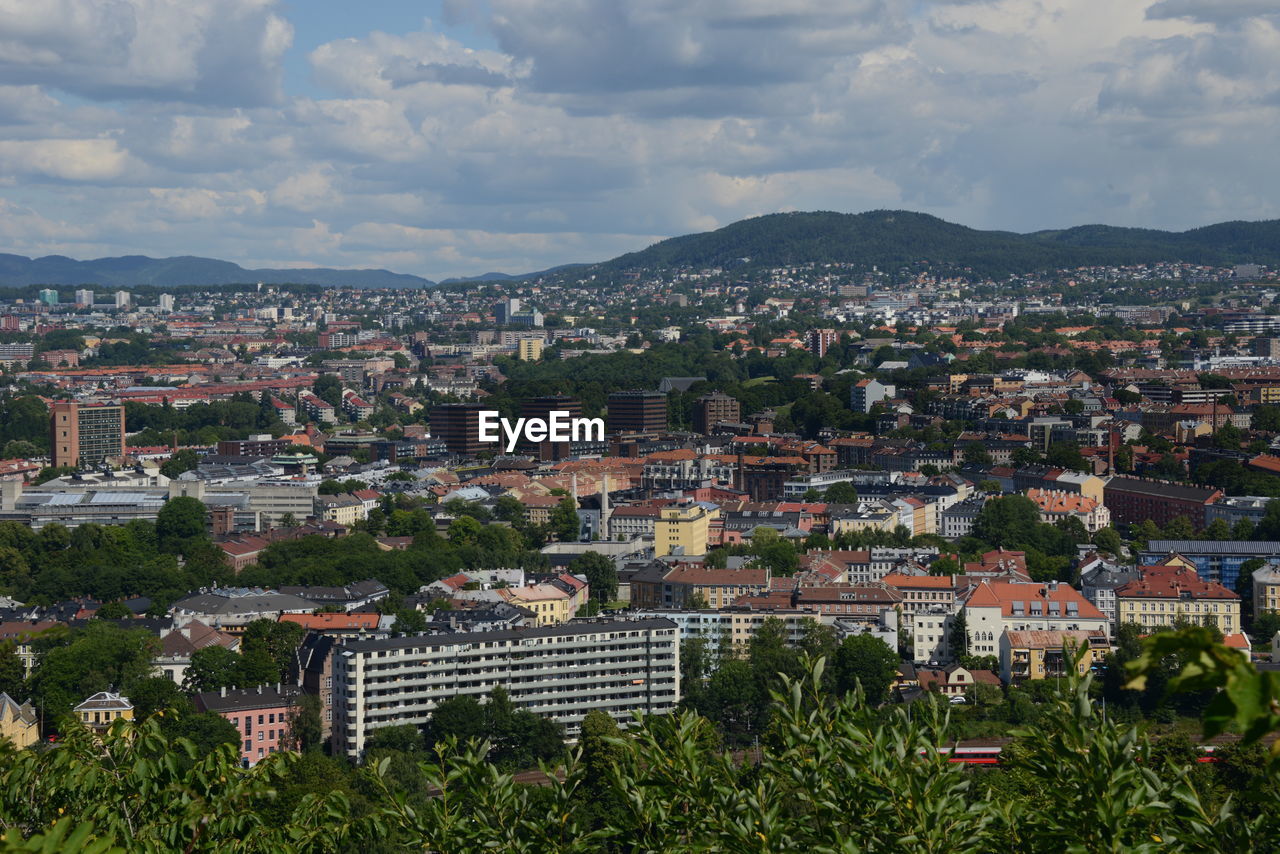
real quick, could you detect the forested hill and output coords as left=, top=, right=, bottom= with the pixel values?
left=0, top=253, right=434, bottom=288
left=598, top=210, right=1280, bottom=275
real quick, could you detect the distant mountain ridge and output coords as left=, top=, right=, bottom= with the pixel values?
left=596, top=210, right=1280, bottom=275
left=5, top=210, right=1278, bottom=287
left=438, top=263, right=589, bottom=285
left=0, top=253, right=434, bottom=288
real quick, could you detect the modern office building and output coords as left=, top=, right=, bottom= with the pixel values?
left=692, top=392, right=741, bottom=435
left=1138, top=539, right=1280, bottom=590
left=850, top=378, right=895, bottom=413
left=607, top=390, right=667, bottom=434
left=494, top=298, right=521, bottom=324
left=430, top=403, right=488, bottom=456
left=50, top=402, right=126, bottom=468
left=517, top=395, right=583, bottom=459
left=0, top=343, right=35, bottom=365
left=217, top=435, right=292, bottom=458
left=331, top=618, right=680, bottom=757
left=37, top=288, right=58, bottom=306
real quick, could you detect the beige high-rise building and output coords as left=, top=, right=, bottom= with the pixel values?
left=654, top=500, right=718, bottom=557
left=517, top=338, right=544, bottom=361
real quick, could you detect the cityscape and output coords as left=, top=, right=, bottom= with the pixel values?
left=0, top=1, right=1279, bottom=852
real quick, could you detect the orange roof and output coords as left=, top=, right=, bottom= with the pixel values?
left=279, top=613, right=382, bottom=630
left=644, top=449, right=699, bottom=462
left=1025, top=488, right=1100, bottom=514
left=664, top=566, right=770, bottom=587
left=1116, top=566, right=1239, bottom=601
left=1250, top=455, right=1280, bottom=474
left=964, top=580, right=1106, bottom=621
left=882, top=573, right=957, bottom=589
left=1223, top=632, right=1251, bottom=650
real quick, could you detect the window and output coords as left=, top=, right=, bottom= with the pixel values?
left=258, top=731, right=264, bottom=741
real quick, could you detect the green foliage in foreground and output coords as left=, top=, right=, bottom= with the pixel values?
left=2, top=634, right=1279, bottom=852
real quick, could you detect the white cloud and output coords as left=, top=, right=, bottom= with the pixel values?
left=0, top=138, right=133, bottom=181
left=0, top=0, right=1276, bottom=278
left=0, top=0, right=292, bottom=105
left=270, top=168, right=341, bottom=212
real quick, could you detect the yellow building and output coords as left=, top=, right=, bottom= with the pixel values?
left=656, top=565, right=771, bottom=609
left=315, top=494, right=368, bottom=527
left=517, top=338, right=544, bottom=361
left=0, top=693, right=38, bottom=748
left=0, top=620, right=58, bottom=677
left=1251, top=562, right=1280, bottom=621
left=654, top=501, right=719, bottom=557
left=74, top=691, right=134, bottom=731
left=1000, top=630, right=1110, bottom=682
left=1116, top=566, right=1240, bottom=633
left=503, top=585, right=573, bottom=626
left=521, top=494, right=561, bottom=527
left=828, top=503, right=898, bottom=536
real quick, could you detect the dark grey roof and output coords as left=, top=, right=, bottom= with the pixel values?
left=1104, top=477, right=1220, bottom=502
left=195, top=684, right=301, bottom=713
left=622, top=561, right=670, bottom=585
left=278, top=580, right=389, bottom=602
left=339, top=617, right=678, bottom=654
left=295, top=632, right=335, bottom=676
left=1143, top=540, right=1280, bottom=555
left=658, top=377, right=707, bottom=393
left=1080, top=564, right=1139, bottom=588
left=171, top=590, right=317, bottom=616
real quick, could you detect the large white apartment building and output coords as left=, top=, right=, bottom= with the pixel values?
left=647, top=607, right=822, bottom=659
left=332, top=618, right=680, bottom=758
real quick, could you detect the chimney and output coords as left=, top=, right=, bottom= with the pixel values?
left=257, top=685, right=262, bottom=694
left=220, top=686, right=226, bottom=697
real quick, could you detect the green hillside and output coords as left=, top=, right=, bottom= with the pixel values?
left=598, top=210, right=1280, bottom=275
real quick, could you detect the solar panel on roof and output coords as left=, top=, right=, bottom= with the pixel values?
left=89, top=492, right=152, bottom=504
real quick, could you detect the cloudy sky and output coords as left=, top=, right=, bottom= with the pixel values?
left=0, top=0, right=1276, bottom=279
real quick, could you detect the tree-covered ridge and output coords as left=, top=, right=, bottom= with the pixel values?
left=598, top=210, right=1280, bottom=275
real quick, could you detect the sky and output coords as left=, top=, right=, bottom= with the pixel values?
left=0, top=0, right=1276, bottom=280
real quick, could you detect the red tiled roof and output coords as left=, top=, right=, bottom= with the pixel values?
left=882, top=573, right=957, bottom=589
left=1116, top=566, right=1239, bottom=600
left=963, top=580, right=1106, bottom=621
left=663, top=566, right=770, bottom=587
left=280, top=613, right=382, bottom=630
